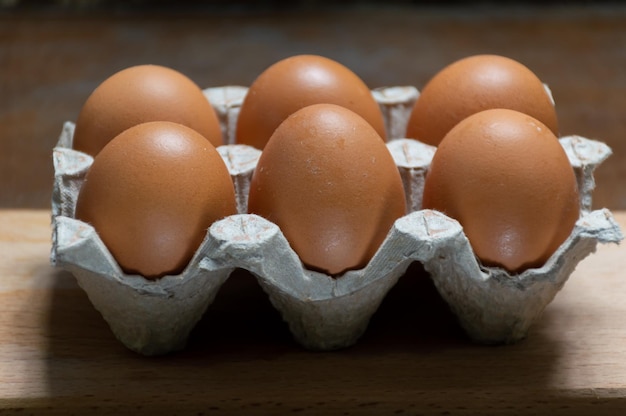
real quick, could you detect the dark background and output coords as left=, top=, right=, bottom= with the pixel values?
left=2, top=0, right=625, bottom=209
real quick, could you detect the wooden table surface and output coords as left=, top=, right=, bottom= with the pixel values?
left=1, top=209, right=625, bottom=414
left=3, top=3, right=626, bottom=415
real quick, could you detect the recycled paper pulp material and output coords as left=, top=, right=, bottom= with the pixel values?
left=51, top=86, right=623, bottom=355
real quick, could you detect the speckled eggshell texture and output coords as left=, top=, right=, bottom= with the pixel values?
left=75, top=121, right=237, bottom=279
left=235, top=54, right=386, bottom=149
left=247, top=103, right=406, bottom=276
left=422, top=108, right=580, bottom=273
left=406, top=54, right=558, bottom=147
left=73, top=64, right=223, bottom=156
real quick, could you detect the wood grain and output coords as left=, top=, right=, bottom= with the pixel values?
left=1, top=209, right=626, bottom=415
left=2, top=4, right=626, bottom=210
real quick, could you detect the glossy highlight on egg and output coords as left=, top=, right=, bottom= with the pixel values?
left=422, top=108, right=580, bottom=273
left=235, top=54, right=386, bottom=149
left=73, top=64, right=223, bottom=156
left=75, top=121, right=237, bottom=279
left=247, top=103, right=406, bottom=276
left=406, top=54, right=558, bottom=147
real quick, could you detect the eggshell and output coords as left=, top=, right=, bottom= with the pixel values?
left=73, top=64, right=223, bottom=156
left=422, top=108, right=580, bottom=273
left=247, top=103, right=406, bottom=275
left=235, top=54, right=386, bottom=149
left=406, top=54, right=558, bottom=146
left=75, top=121, right=237, bottom=279
left=50, top=86, right=622, bottom=354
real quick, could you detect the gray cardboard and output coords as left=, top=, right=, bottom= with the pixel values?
left=51, top=86, right=623, bottom=354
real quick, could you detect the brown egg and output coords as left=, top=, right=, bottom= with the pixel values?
left=73, top=64, right=222, bottom=156
left=247, top=103, right=406, bottom=276
left=75, top=121, right=237, bottom=279
left=406, top=54, right=558, bottom=146
left=235, top=54, right=386, bottom=149
left=422, top=108, right=579, bottom=273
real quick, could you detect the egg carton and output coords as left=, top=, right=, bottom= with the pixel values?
left=51, top=86, right=623, bottom=356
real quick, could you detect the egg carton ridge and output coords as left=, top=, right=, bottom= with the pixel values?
left=50, top=86, right=622, bottom=355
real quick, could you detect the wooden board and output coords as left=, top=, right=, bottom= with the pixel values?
left=1, top=209, right=626, bottom=414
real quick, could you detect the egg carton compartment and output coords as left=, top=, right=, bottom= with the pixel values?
left=51, top=86, right=622, bottom=355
